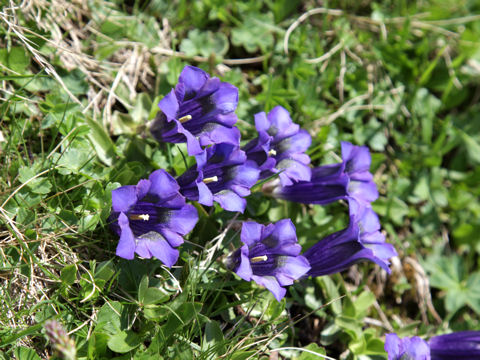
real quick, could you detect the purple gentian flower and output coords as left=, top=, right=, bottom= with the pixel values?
left=226, top=219, right=310, bottom=301
left=150, top=65, right=240, bottom=155
left=177, top=143, right=260, bottom=213
left=385, top=333, right=431, bottom=360
left=429, top=331, right=480, bottom=360
left=273, top=141, right=378, bottom=207
left=348, top=198, right=397, bottom=265
left=109, top=169, right=198, bottom=267
left=243, top=106, right=312, bottom=186
left=303, top=202, right=396, bottom=277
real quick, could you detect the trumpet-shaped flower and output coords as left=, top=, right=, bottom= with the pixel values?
left=109, top=169, right=198, bottom=267
left=243, top=106, right=312, bottom=186
left=429, top=331, right=480, bottom=360
left=150, top=65, right=240, bottom=155
left=304, top=200, right=396, bottom=277
left=226, top=219, right=310, bottom=301
left=273, top=141, right=378, bottom=207
left=177, top=143, right=260, bottom=213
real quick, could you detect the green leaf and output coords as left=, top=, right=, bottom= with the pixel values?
left=353, top=291, right=375, bottom=318
left=0, top=47, right=30, bottom=73
left=230, top=351, right=256, bottom=360
left=335, top=315, right=362, bottom=341
left=143, top=287, right=170, bottom=305
left=60, top=264, right=77, bottom=286
left=85, top=117, right=117, bottom=166
left=231, top=13, right=276, bottom=53
left=424, top=255, right=480, bottom=313
left=107, top=330, right=142, bottom=353
left=14, top=347, right=41, bottom=360
left=18, top=166, right=52, bottom=195
left=161, top=302, right=202, bottom=336
left=297, top=343, right=326, bottom=360
left=138, top=275, right=149, bottom=304
left=96, top=301, right=123, bottom=334
left=88, top=332, right=109, bottom=358
left=459, top=130, right=480, bottom=164
left=202, top=320, right=225, bottom=354
left=180, top=29, right=229, bottom=58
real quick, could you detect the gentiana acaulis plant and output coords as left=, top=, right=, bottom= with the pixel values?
left=303, top=198, right=397, bottom=277
left=108, top=64, right=397, bottom=303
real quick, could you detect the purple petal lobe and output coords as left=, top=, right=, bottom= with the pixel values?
left=241, top=222, right=263, bottom=246
left=166, top=204, right=199, bottom=235
left=429, top=331, right=480, bottom=359
left=145, top=238, right=179, bottom=268
left=158, top=89, right=179, bottom=120
left=148, top=169, right=183, bottom=205
left=179, top=66, right=209, bottom=98
left=112, top=186, right=137, bottom=212
left=251, top=275, right=286, bottom=302
left=116, top=213, right=136, bottom=259
left=213, top=190, right=246, bottom=212
left=235, top=245, right=253, bottom=281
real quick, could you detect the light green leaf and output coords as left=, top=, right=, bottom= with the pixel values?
left=107, top=330, right=142, bottom=353
left=85, top=117, right=117, bottom=166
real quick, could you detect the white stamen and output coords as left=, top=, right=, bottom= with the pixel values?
left=130, top=214, right=150, bottom=221
left=250, top=255, right=268, bottom=263
left=203, top=176, right=219, bottom=184
left=178, top=115, right=192, bottom=123
left=268, top=149, right=277, bottom=156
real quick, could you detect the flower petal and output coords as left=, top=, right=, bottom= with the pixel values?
left=269, top=219, right=297, bottom=247
left=198, top=123, right=240, bottom=148
left=165, top=204, right=199, bottom=235
left=275, top=255, right=310, bottom=286
left=235, top=245, right=253, bottom=281
left=254, top=112, right=270, bottom=132
left=251, top=275, right=286, bottom=301
left=213, top=190, right=246, bottom=212
left=160, top=227, right=184, bottom=247
left=210, top=82, right=239, bottom=113
left=276, top=159, right=312, bottom=186
left=341, top=141, right=371, bottom=173
left=148, top=169, right=184, bottom=206
left=178, top=66, right=209, bottom=100
left=116, top=213, right=136, bottom=259
left=267, top=106, right=299, bottom=140
left=197, top=180, right=214, bottom=206
left=146, top=238, right=179, bottom=267
left=112, top=186, right=137, bottom=213
left=158, top=89, right=179, bottom=120
left=277, top=129, right=312, bottom=155
left=241, top=222, right=264, bottom=246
